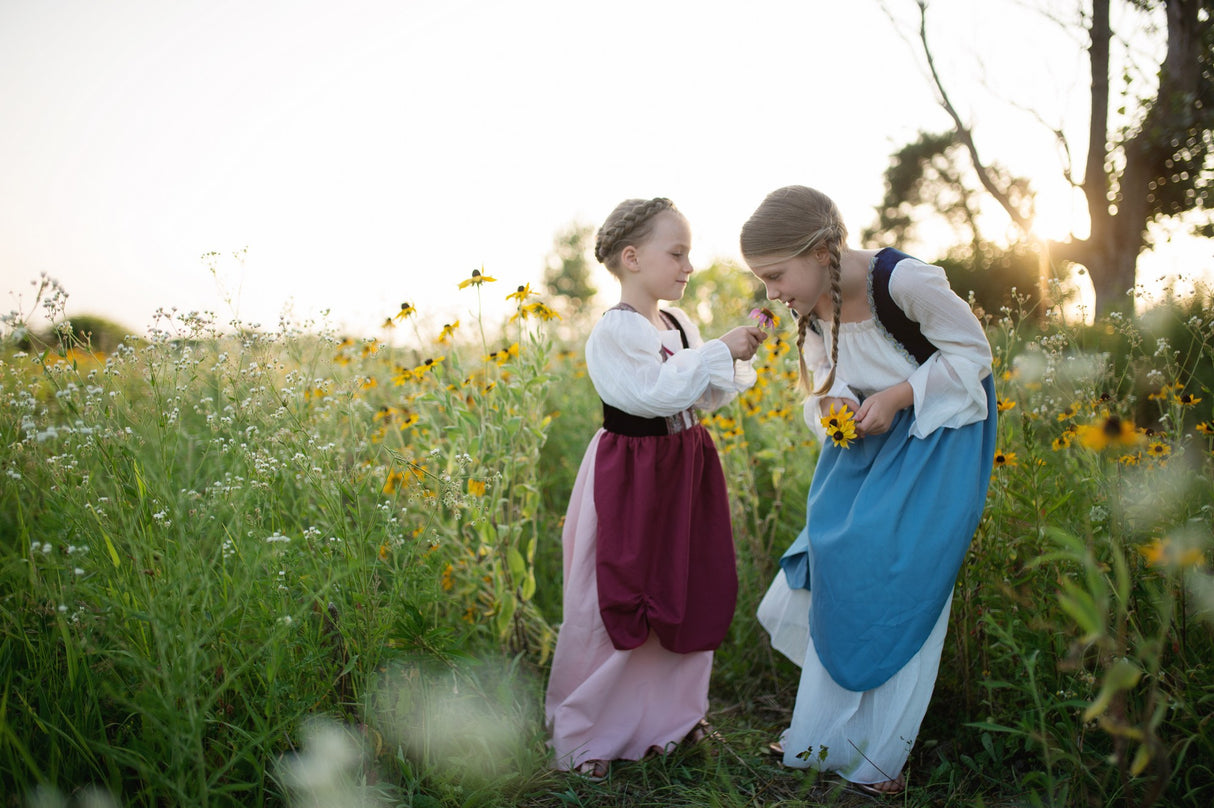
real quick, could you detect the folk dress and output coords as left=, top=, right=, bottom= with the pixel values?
left=756, top=250, right=997, bottom=785
left=545, top=304, right=756, bottom=771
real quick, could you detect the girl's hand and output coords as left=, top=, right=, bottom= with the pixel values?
left=819, top=396, right=860, bottom=419
left=720, top=326, right=767, bottom=361
left=853, top=382, right=913, bottom=436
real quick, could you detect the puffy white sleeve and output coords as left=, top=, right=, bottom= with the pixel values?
left=585, top=307, right=755, bottom=418
left=799, top=319, right=859, bottom=442
left=890, top=258, right=992, bottom=437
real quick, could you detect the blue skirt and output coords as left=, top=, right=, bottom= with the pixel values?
left=780, top=374, right=997, bottom=691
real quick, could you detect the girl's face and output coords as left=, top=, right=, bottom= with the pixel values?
left=747, top=250, right=829, bottom=317
left=625, top=211, right=694, bottom=301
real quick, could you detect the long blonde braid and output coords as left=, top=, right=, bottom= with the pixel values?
left=813, top=228, right=844, bottom=395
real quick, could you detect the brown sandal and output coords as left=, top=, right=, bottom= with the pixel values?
left=683, top=718, right=723, bottom=746
left=574, top=759, right=609, bottom=782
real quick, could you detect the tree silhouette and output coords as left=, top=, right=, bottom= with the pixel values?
left=893, top=0, right=1213, bottom=317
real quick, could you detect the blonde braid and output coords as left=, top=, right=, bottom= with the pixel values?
left=794, top=312, right=813, bottom=394
left=813, top=232, right=844, bottom=396
left=594, top=197, right=676, bottom=272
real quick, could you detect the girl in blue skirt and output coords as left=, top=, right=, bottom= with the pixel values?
left=741, top=185, right=997, bottom=796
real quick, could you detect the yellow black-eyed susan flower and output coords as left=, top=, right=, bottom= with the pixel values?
left=819, top=403, right=857, bottom=449
left=395, top=302, right=416, bottom=321
left=997, top=398, right=1017, bottom=413
left=383, top=470, right=404, bottom=495
left=458, top=268, right=497, bottom=289
left=467, top=479, right=486, bottom=497
left=1057, top=401, right=1081, bottom=421
left=438, top=320, right=460, bottom=344
left=506, top=283, right=534, bottom=303
left=993, top=451, right=1018, bottom=468
left=1146, top=441, right=1172, bottom=459
left=1075, top=414, right=1143, bottom=451
left=1178, top=392, right=1203, bottom=406
left=1197, top=422, right=1214, bottom=436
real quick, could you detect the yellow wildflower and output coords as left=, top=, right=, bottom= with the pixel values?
left=383, top=470, right=404, bottom=495
left=395, top=302, right=416, bottom=321
left=1178, top=392, right=1203, bottom=407
left=997, top=398, right=1017, bottom=413
left=467, top=479, right=486, bottom=497
left=506, top=283, right=534, bottom=303
left=1057, top=401, right=1081, bottom=421
left=438, top=320, right=460, bottom=344
left=1075, top=414, right=1143, bottom=451
left=993, top=451, right=1018, bottom=468
left=819, top=403, right=857, bottom=449
left=1139, top=537, right=1205, bottom=569
left=458, top=267, right=497, bottom=289
left=1197, top=422, right=1213, bottom=436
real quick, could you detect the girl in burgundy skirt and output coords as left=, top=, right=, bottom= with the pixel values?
left=544, top=197, right=766, bottom=780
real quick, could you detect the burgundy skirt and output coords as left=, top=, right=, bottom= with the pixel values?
left=593, top=424, right=738, bottom=653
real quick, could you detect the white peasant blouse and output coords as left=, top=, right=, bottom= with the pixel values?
left=585, top=306, right=757, bottom=418
left=803, top=255, right=992, bottom=441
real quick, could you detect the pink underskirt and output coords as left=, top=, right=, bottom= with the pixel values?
left=545, top=429, right=719, bottom=769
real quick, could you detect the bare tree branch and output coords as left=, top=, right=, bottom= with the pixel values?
left=913, top=0, right=1035, bottom=233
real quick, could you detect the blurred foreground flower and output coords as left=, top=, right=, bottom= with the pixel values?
left=1075, top=414, right=1143, bottom=451
left=820, top=403, right=856, bottom=449
left=1139, top=537, right=1205, bottom=570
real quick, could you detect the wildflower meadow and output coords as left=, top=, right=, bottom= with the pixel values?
left=2, top=268, right=1212, bottom=808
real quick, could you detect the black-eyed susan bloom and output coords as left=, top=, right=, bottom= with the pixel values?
left=993, top=451, right=1018, bottom=468
left=458, top=267, right=497, bottom=289
left=1057, top=401, right=1081, bottom=421
left=1146, top=441, right=1172, bottom=460
left=438, top=320, right=460, bottom=344
left=506, top=283, right=534, bottom=303
left=1177, top=391, right=1203, bottom=407
left=997, top=397, right=1017, bottom=413
left=395, top=302, right=416, bottom=321
left=467, top=479, right=487, bottom=497
left=1197, top=422, right=1213, bottom=436
left=383, top=470, right=404, bottom=495
left=511, top=301, right=561, bottom=322
left=1075, top=414, right=1143, bottom=451
left=819, top=403, right=857, bottom=449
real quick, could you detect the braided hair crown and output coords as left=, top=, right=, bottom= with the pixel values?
left=593, top=197, right=677, bottom=273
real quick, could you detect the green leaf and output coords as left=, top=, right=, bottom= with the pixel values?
left=506, top=547, right=525, bottom=581
left=1083, top=658, right=1142, bottom=721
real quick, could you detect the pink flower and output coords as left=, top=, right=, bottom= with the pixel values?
left=749, top=307, right=778, bottom=329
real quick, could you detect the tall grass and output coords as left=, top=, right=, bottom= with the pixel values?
left=2, top=271, right=1212, bottom=807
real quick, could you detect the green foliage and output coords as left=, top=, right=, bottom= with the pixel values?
left=3, top=271, right=1214, bottom=808
left=542, top=221, right=598, bottom=324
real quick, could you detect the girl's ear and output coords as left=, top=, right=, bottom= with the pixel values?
left=620, top=244, right=640, bottom=272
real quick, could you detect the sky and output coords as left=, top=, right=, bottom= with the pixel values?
left=1, top=0, right=1209, bottom=337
